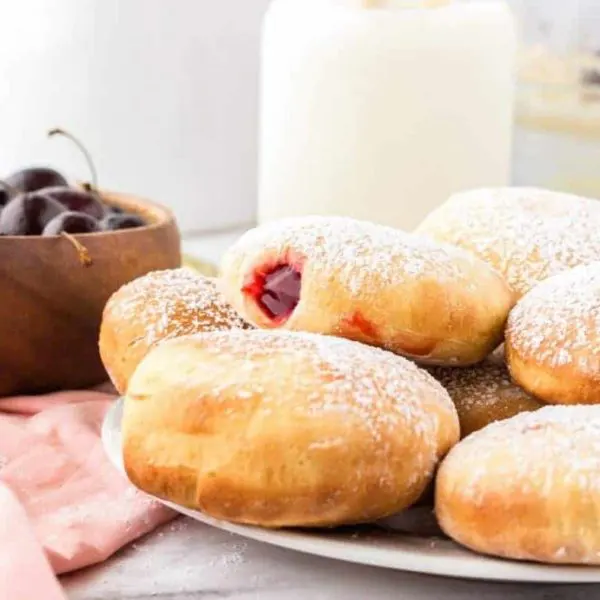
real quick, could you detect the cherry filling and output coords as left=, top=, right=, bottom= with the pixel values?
left=244, top=263, right=302, bottom=323
left=342, top=312, right=378, bottom=340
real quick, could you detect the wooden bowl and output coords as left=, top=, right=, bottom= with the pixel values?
left=0, top=190, right=181, bottom=396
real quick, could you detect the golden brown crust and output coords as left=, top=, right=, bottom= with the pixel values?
left=416, top=187, right=600, bottom=299
left=435, top=406, right=600, bottom=565
left=506, top=263, right=600, bottom=405
left=99, top=268, right=250, bottom=394
left=506, top=348, right=599, bottom=406
left=427, top=361, right=543, bottom=437
left=219, top=217, right=513, bottom=367
left=123, top=330, right=460, bottom=528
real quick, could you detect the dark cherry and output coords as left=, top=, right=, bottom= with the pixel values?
left=245, top=264, right=302, bottom=322
left=42, top=186, right=106, bottom=219
left=43, top=211, right=101, bottom=236
left=0, top=167, right=67, bottom=208
left=0, top=187, right=11, bottom=208
left=101, top=213, right=146, bottom=231
left=5, top=167, right=68, bottom=193
left=0, top=193, right=66, bottom=235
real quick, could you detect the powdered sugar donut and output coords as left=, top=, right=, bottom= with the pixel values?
left=427, top=361, right=542, bottom=437
left=436, top=406, right=600, bottom=564
left=219, top=217, right=513, bottom=366
left=100, top=268, right=250, bottom=393
left=416, top=187, right=600, bottom=298
left=123, top=329, right=460, bottom=528
left=506, top=263, right=600, bottom=405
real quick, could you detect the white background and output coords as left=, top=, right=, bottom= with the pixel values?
left=0, top=0, right=576, bottom=234
left=0, top=0, right=272, bottom=234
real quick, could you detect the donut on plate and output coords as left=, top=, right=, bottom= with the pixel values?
left=219, top=216, right=513, bottom=366
left=427, top=361, right=542, bottom=438
left=99, top=268, right=250, bottom=394
left=122, top=329, right=460, bottom=528
left=436, top=405, right=600, bottom=565
left=415, top=187, right=600, bottom=299
left=506, top=262, right=600, bottom=405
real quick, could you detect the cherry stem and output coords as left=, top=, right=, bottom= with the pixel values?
left=0, top=179, right=19, bottom=198
left=61, top=231, right=93, bottom=267
left=48, top=128, right=98, bottom=191
left=80, top=181, right=103, bottom=204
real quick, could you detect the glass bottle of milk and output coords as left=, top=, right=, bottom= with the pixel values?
left=258, top=0, right=517, bottom=231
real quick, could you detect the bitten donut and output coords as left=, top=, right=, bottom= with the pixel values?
left=219, top=217, right=513, bottom=366
left=416, top=187, right=600, bottom=298
left=123, top=329, right=460, bottom=528
left=506, top=263, right=600, bottom=405
left=99, top=268, right=250, bottom=394
left=436, top=406, right=600, bottom=564
left=427, top=361, right=542, bottom=437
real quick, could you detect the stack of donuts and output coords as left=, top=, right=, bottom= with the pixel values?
left=100, top=187, right=600, bottom=566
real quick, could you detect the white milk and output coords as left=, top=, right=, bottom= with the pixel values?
left=258, top=0, right=517, bottom=230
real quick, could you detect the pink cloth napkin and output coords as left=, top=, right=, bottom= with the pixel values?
left=0, top=388, right=175, bottom=599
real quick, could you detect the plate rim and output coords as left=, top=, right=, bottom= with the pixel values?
left=102, top=398, right=600, bottom=584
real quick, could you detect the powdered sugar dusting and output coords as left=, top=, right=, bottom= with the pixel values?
left=452, top=406, right=600, bottom=501
left=507, top=262, right=600, bottom=374
left=417, top=187, right=600, bottom=297
left=429, top=363, right=515, bottom=409
left=107, top=268, right=250, bottom=348
left=160, top=329, right=457, bottom=481
left=427, top=361, right=540, bottom=425
left=46, top=486, right=164, bottom=541
left=225, top=215, right=499, bottom=294
left=210, top=541, right=248, bottom=569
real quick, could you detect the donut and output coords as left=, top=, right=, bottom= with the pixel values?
left=487, top=344, right=507, bottom=366
left=415, top=187, right=600, bottom=298
left=506, top=263, right=600, bottom=405
left=99, top=268, right=250, bottom=394
left=219, top=216, right=513, bottom=366
left=436, top=405, right=600, bottom=564
left=427, top=361, right=543, bottom=438
left=122, top=329, right=460, bottom=528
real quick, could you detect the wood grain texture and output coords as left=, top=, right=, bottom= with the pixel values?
left=0, top=190, right=181, bottom=396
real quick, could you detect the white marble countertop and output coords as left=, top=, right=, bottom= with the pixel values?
left=61, top=517, right=600, bottom=600
left=61, top=229, right=600, bottom=600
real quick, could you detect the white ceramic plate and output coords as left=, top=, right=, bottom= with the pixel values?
left=103, top=398, right=600, bottom=583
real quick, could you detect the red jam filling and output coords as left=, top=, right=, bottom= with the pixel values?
left=342, top=312, right=378, bottom=340
left=244, top=263, right=302, bottom=323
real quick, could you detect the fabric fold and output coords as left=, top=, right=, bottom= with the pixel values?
left=0, top=388, right=175, bottom=596
left=0, top=484, right=66, bottom=600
